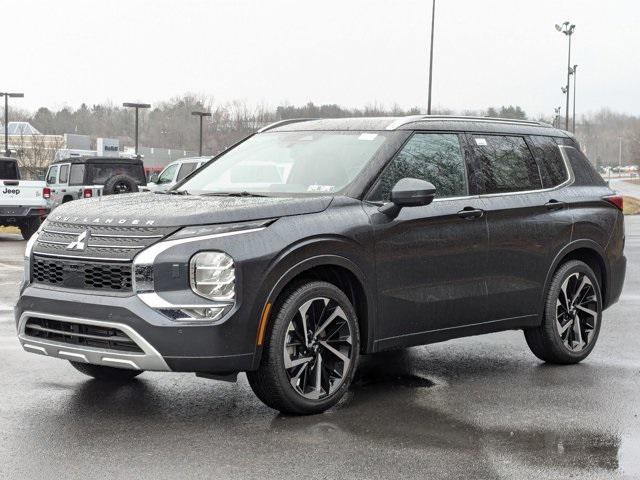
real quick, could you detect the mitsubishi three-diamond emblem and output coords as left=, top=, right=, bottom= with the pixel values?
left=66, top=230, right=89, bottom=251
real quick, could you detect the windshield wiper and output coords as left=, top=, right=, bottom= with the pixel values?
left=155, top=190, right=189, bottom=195
left=201, top=191, right=269, bottom=198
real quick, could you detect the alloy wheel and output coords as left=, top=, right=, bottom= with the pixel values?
left=556, top=272, right=599, bottom=352
left=283, top=297, right=354, bottom=400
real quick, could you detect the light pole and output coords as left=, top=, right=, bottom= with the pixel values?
left=1, top=92, right=24, bottom=157
left=555, top=21, right=575, bottom=131
left=571, top=64, right=578, bottom=133
left=122, top=102, right=151, bottom=157
left=427, top=0, right=436, bottom=115
left=191, top=111, right=212, bottom=156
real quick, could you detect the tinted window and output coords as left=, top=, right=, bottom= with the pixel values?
left=176, top=162, right=198, bottom=182
left=46, top=166, right=58, bottom=185
left=59, top=164, right=69, bottom=184
left=369, top=133, right=468, bottom=201
left=472, top=135, right=542, bottom=194
left=86, top=163, right=145, bottom=185
left=0, top=160, right=19, bottom=179
left=69, top=164, right=85, bottom=185
left=528, top=136, right=568, bottom=188
left=562, top=147, right=606, bottom=186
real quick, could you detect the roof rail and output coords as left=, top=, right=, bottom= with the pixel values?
left=257, top=118, right=317, bottom=133
left=386, top=115, right=552, bottom=130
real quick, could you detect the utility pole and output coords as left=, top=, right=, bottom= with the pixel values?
left=556, top=21, right=575, bottom=131
left=122, top=102, right=151, bottom=157
left=1, top=92, right=24, bottom=157
left=427, top=0, right=436, bottom=115
left=191, top=111, right=212, bottom=156
left=619, top=137, right=623, bottom=176
left=572, top=65, right=578, bottom=133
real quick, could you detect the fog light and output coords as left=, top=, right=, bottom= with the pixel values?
left=190, top=252, right=235, bottom=301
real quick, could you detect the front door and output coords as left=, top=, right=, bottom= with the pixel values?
left=366, top=132, right=489, bottom=350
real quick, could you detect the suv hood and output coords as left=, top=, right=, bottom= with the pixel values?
left=47, top=192, right=333, bottom=227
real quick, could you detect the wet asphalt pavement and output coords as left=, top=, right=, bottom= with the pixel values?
left=1, top=216, right=640, bottom=480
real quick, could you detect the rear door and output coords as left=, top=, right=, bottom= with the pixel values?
left=54, top=163, right=70, bottom=204
left=471, top=134, right=573, bottom=323
left=368, top=132, right=489, bottom=349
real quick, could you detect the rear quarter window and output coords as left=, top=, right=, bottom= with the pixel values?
left=560, top=146, right=606, bottom=186
left=528, top=136, right=568, bottom=188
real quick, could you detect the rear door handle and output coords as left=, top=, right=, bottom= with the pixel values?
left=457, top=207, right=484, bottom=220
left=545, top=199, right=566, bottom=211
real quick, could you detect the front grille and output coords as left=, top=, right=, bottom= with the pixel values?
left=33, top=256, right=132, bottom=292
left=24, top=317, right=143, bottom=353
left=33, top=221, right=176, bottom=261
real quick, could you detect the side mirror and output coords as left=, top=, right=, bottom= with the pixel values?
left=149, top=173, right=159, bottom=183
left=378, top=178, right=436, bottom=218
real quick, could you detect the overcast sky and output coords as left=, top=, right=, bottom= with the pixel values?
left=5, top=0, right=639, bottom=117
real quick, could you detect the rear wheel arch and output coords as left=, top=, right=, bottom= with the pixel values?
left=544, top=240, right=609, bottom=310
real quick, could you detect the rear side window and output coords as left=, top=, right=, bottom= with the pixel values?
left=368, top=133, right=468, bottom=201
left=69, top=164, right=85, bottom=185
left=59, top=164, right=69, bottom=184
left=177, top=162, right=198, bottom=182
left=528, top=136, right=568, bottom=188
left=472, top=135, right=542, bottom=194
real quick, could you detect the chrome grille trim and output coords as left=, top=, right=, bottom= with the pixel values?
left=18, top=311, right=171, bottom=371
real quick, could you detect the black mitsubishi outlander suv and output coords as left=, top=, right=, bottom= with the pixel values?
left=16, top=116, right=626, bottom=415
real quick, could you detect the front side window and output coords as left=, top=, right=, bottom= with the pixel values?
left=157, top=164, right=179, bottom=184
left=472, top=135, right=542, bottom=194
left=178, top=131, right=390, bottom=195
left=368, top=133, right=468, bottom=201
left=528, top=136, right=568, bottom=188
left=58, top=164, right=69, bottom=184
left=176, top=162, right=198, bottom=182
left=46, top=166, right=59, bottom=185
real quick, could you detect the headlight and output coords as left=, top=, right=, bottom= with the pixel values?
left=190, top=251, right=235, bottom=301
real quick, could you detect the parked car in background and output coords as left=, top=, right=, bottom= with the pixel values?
left=17, top=116, right=626, bottom=415
left=0, top=157, right=49, bottom=239
left=44, top=157, right=147, bottom=209
left=143, top=156, right=211, bottom=192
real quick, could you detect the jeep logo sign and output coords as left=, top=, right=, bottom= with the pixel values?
left=2, top=188, right=20, bottom=195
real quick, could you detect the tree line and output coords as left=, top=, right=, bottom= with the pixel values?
left=7, top=94, right=639, bottom=168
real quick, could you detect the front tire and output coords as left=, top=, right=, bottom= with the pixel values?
left=525, top=260, right=602, bottom=364
left=70, top=361, right=142, bottom=381
left=247, top=281, right=360, bottom=415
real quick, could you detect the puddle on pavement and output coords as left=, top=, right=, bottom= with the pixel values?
left=353, top=372, right=435, bottom=389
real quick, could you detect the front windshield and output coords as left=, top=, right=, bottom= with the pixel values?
left=177, top=131, right=390, bottom=195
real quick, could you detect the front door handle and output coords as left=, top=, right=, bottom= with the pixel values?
left=545, top=199, right=566, bottom=211
left=457, top=206, right=484, bottom=220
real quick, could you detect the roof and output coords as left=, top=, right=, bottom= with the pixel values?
left=0, top=156, right=17, bottom=162
left=52, top=156, right=144, bottom=165
left=2, top=121, right=41, bottom=135
left=263, top=115, right=568, bottom=137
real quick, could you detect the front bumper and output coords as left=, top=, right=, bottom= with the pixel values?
left=15, top=285, right=256, bottom=373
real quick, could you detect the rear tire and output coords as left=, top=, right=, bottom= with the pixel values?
left=70, top=361, right=142, bottom=381
left=20, top=217, right=40, bottom=240
left=247, top=280, right=360, bottom=415
left=524, top=260, right=602, bottom=364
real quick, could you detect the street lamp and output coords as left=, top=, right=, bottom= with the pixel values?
left=571, top=64, right=578, bottom=133
left=191, top=111, right=212, bottom=156
left=122, top=102, right=151, bottom=157
left=555, top=21, right=576, bottom=131
left=427, top=0, right=436, bottom=115
left=1, top=92, right=24, bottom=157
